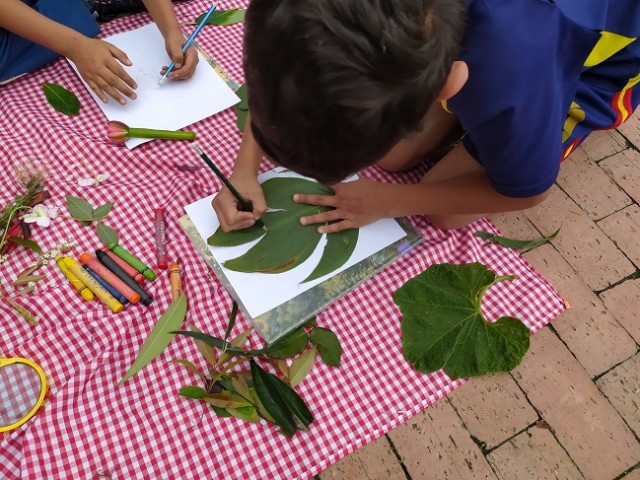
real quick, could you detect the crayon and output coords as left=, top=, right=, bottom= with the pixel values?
left=83, top=265, right=128, bottom=305
left=104, top=249, right=146, bottom=285
left=96, top=250, right=153, bottom=306
left=65, top=257, right=124, bottom=313
left=79, top=253, right=141, bottom=304
left=108, top=243, right=157, bottom=281
left=154, top=208, right=168, bottom=269
left=169, top=258, right=183, bottom=302
left=55, top=255, right=94, bottom=301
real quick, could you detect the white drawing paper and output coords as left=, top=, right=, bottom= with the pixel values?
left=69, top=23, right=239, bottom=148
left=184, top=168, right=408, bottom=318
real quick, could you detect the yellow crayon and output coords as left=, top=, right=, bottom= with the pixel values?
left=55, top=255, right=94, bottom=301
left=64, top=257, right=124, bottom=313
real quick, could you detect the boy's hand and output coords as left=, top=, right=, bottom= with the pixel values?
left=68, top=37, right=137, bottom=105
left=211, top=174, right=268, bottom=232
left=295, top=178, right=387, bottom=233
left=160, top=32, right=199, bottom=80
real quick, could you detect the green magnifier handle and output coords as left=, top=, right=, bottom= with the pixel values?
left=127, top=128, right=195, bottom=141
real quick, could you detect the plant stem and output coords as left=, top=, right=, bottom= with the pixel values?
left=0, top=206, right=30, bottom=251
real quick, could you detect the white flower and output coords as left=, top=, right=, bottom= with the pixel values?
left=22, top=205, right=58, bottom=227
left=78, top=173, right=109, bottom=187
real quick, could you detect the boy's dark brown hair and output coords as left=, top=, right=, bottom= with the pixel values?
left=244, top=0, right=466, bottom=183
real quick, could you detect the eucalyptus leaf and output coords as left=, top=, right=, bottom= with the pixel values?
left=288, top=347, right=316, bottom=387
left=120, top=294, right=187, bottom=384
left=194, top=8, right=246, bottom=26
left=475, top=227, right=560, bottom=252
left=394, top=263, right=530, bottom=379
left=257, top=327, right=308, bottom=358
left=223, top=301, right=238, bottom=342
left=92, top=202, right=115, bottom=221
left=42, top=83, right=80, bottom=115
left=96, top=222, right=119, bottom=246
left=12, top=274, right=46, bottom=286
left=66, top=195, right=94, bottom=221
left=250, top=360, right=297, bottom=436
left=179, top=385, right=209, bottom=399
left=309, top=327, right=342, bottom=367
left=174, top=330, right=245, bottom=355
left=171, top=359, right=206, bottom=380
left=204, top=393, right=252, bottom=409
left=218, top=328, right=252, bottom=366
left=6, top=237, right=42, bottom=255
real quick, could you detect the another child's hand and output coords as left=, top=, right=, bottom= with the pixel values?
left=295, top=178, right=387, bottom=233
left=68, top=37, right=138, bottom=105
left=211, top=173, right=268, bottom=232
left=160, top=32, right=199, bottom=80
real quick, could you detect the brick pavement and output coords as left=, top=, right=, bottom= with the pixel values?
left=319, top=115, right=640, bottom=480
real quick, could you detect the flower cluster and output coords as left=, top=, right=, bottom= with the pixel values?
left=13, top=160, right=48, bottom=191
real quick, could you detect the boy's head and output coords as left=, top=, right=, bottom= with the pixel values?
left=244, top=0, right=466, bottom=183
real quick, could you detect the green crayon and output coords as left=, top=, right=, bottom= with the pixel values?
left=108, top=243, right=157, bottom=281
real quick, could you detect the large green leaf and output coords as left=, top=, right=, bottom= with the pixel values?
left=250, top=360, right=297, bottom=436
left=309, top=327, right=342, bottom=367
left=194, top=8, right=246, bottom=26
left=394, top=263, right=530, bottom=379
left=208, top=177, right=359, bottom=278
left=42, top=83, right=80, bottom=115
left=120, top=294, right=187, bottom=384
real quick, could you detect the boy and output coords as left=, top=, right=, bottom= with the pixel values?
left=0, top=0, right=197, bottom=104
left=212, top=0, right=640, bottom=232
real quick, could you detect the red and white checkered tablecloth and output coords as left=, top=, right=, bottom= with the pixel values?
left=0, top=2, right=566, bottom=478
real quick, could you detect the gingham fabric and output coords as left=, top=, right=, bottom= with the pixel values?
left=0, top=2, right=566, bottom=478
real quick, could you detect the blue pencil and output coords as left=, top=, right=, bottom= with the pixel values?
left=83, top=266, right=129, bottom=305
left=158, top=4, right=218, bottom=85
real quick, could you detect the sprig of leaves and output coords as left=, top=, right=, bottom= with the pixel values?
left=65, top=195, right=114, bottom=225
left=475, top=227, right=560, bottom=252
left=173, top=309, right=341, bottom=436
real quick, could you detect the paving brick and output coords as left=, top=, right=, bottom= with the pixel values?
left=600, top=149, right=640, bottom=204
left=387, top=400, right=498, bottom=480
left=512, top=327, right=640, bottom=480
left=492, top=212, right=541, bottom=240
left=319, top=435, right=406, bottom=480
left=556, top=148, right=632, bottom=220
left=525, top=185, right=635, bottom=291
left=579, top=129, right=629, bottom=162
left=524, top=245, right=637, bottom=377
left=596, top=353, right=640, bottom=438
left=617, top=113, right=640, bottom=149
left=448, top=373, right=538, bottom=449
left=486, top=426, right=585, bottom=480
left=621, top=467, right=640, bottom=480
left=598, top=204, right=640, bottom=268
left=600, top=279, right=640, bottom=343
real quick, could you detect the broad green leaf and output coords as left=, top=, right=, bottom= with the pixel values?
left=179, top=385, right=209, bottom=399
left=288, top=347, right=316, bottom=387
left=264, top=367, right=313, bottom=428
left=250, top=360, right=297, bottom=436
left=204, top=392, right=251, bottom=409
left=173, top=330, right=245, bottom=355
left=189, top=324, right=217, bottom=367
left=250, top=387, right=275, bottom=423
left=475, top=227, right=560, bottom=252
left=96, top=222, right=119, bottom=246
left=309, top=327, right=342, bottom=367
left=257, top=327, right=308, bottom=358
left=394, top=263, right=530, bottom=379
left=120, top=294, right=187, bottom=384
left=42, top=83, right=80, bottom=115
left=92, top=202, right=114, bottom=221
left=13, top=274, right=46, bottom=286
left=66, top=195, right=94, bottom=221
left=171, top=359, right=206, bottom=381
left=302, top=227, right=358, bottom=283
left=228, top=405, right=260, bottom=423
left=6, top=237, right=42, bottom=255
left=194, top=8, right=246, bottom=26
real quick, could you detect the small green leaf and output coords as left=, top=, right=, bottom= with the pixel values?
left=179, top=385, right=209, bottom=399
left=250, top=360, right=297, bottom=436
left=173, top=330, right=245, bottom=355
left=12, top=274, right=46, bottom=286
left=309, top=327, right=342, bottom=367
left=204, top=393, right=252, bottom=409
left=194, top=8, right=246, bottom=26
left=210, top=404, right=233, bottom=417
left=475, top=227, right=560, bottom=252
left=171, top=359, right=206, bottom=381
left=120, top=294, right=188, bottom=384
left=257, top=327, right=308, bottom=358
left=288, top=347, right=316, bottom=387
left=394, top=263, right=530, bottom=379
left=6, top=237, right=42, bottom=255
left=92, top=202, right=115, bottom=221
left=66, top=195, right=94, bottom=221
left=42, top=83, right=80, bottom=116
left=228, top=405, right=260, bottom=423
left=96, top=222, right=119, bottom=246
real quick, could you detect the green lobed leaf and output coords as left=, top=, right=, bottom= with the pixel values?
left=66, top=195, right=94, bottom=221
left=394, top=263, right=530, bottom=379
left=194, top=8, right=246, bottom=26
left=475, top=227, right=560, bottom=252
left=96, top=222, right=119, bottom=246
left=302, top=227, right=358, bottom=283
left=6, top=237, right=42, bottom=255
left=309, top=327, right=342, bottom=367
left=288, top=347, right=316, bottom=387
left=250, top=360, right=297, bottom=436
left=179, top=385, right=209, bottom=399
left=42, top=83, right=80, bottom=115
left=119, top=294, right=188, bottom=384
left=257, top=327, right=308, bottom=358
left=92, top=202, right=115, bottom=221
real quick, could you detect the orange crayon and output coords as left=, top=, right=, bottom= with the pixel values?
left=169, top=258, right=183, bottom=302
left=78, top=253, right=141, bottom=304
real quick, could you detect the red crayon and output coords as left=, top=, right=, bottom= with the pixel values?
left=104, top=249, right=145, bottom=285
left=154, top=208, right=168, bottom=270
left=78, top=253, right=141, bottom=304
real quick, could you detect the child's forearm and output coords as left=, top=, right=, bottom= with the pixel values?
left=234, top=114, right=265, bottom=177
left=142, top=0, right=183, bottom=40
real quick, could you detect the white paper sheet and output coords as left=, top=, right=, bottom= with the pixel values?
left=184, top=168, right=408, bottom=318
left=69, top=23, right=239, bottom=148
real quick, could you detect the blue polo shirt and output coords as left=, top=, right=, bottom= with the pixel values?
left=447, top=0, right=640, bottom=198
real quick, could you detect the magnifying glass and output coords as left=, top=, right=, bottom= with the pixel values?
left=0, top=356, right=48, bottom=433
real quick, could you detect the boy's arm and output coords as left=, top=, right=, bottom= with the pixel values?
left=296, top=144, right=548, bottom=233
left=142, top=0, right=198, bottom=80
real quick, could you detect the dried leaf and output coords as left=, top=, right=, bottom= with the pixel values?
left=218, top=328, right=252, bottom=366
left=288, top=347, right=316, bottom=387
left=42, top=83, right=80, bottom=115
left=65, top=195, right=94, bottom=221
left=119, top=294, right=187, bottom=384
left=96, top=222, right=119, bottom=247
left=309, top=327, right=342, bottom=367
left=276, top=359, right=289, bottom=378
left=92, top=202, right=114, bottom=221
